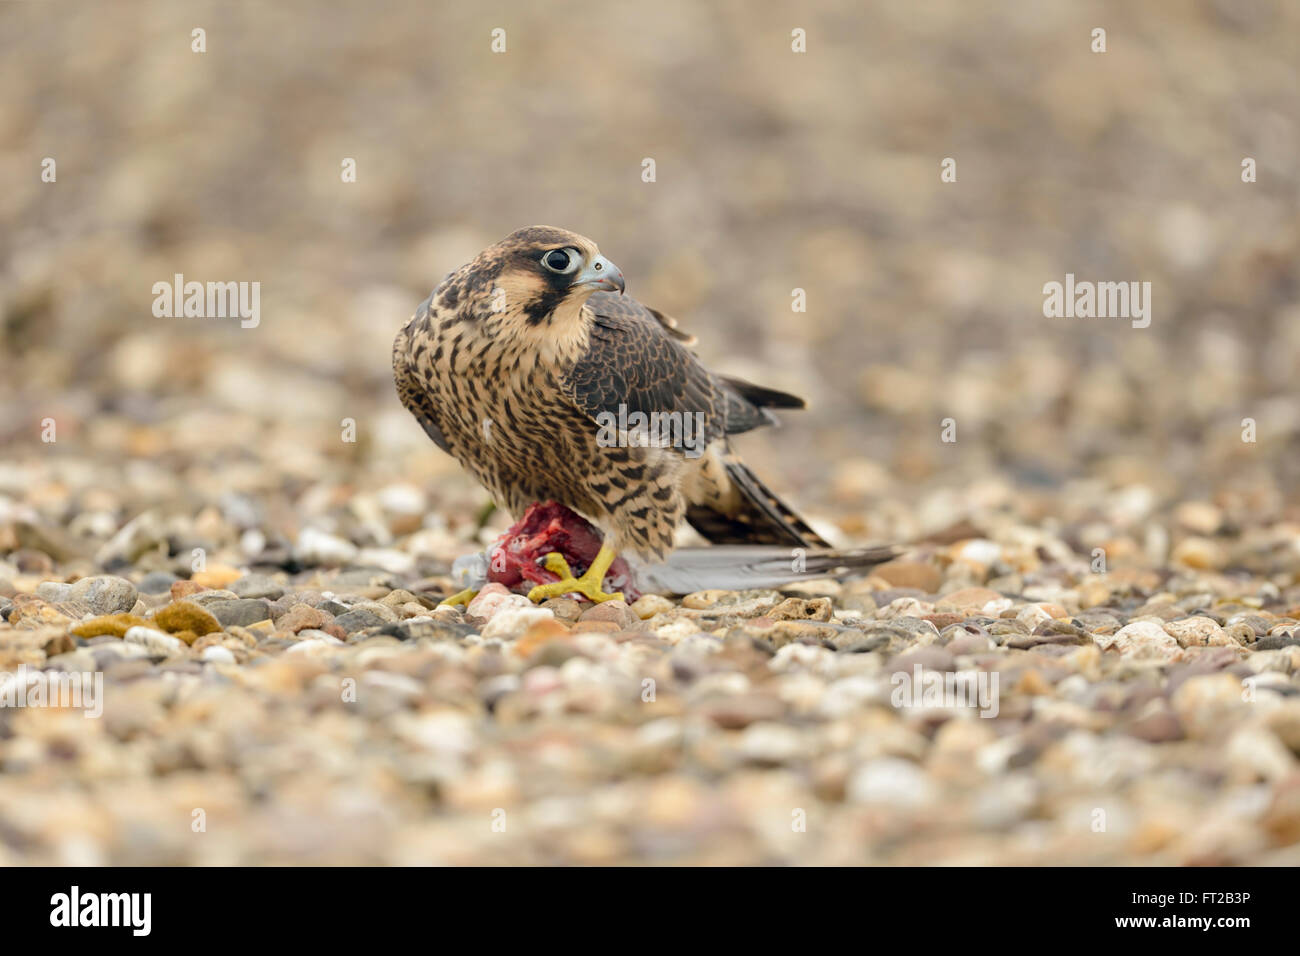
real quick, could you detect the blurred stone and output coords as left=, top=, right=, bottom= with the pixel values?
left=230, top=574, right=284, bottom=600
left=294, top=528, right=359, bottom=567
left=69, top=575, right=138, bottom=616
left=874, top=560, right=942, bottom=593
left=1095, top=620, right=1180, bottom=660
left=124, top=626, right=187, bottom=656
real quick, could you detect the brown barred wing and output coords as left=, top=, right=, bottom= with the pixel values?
left=565, top=294, right=728, bottom=450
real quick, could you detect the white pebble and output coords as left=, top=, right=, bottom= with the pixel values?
left=124, top=626, right=187, bottom=655
left=294, top=527, right=359, bottom=566
left=847, top=757, right=937, bottom=807
left=1095, top=620, right=1180, bottom=659
left=482, top=606, right=555, bottom=640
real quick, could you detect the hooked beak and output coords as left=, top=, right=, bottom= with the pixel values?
left=573, top=254, right=625, bottom=294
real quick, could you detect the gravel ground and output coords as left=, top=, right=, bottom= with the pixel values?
left=2, top=445, right=1299, bottom=866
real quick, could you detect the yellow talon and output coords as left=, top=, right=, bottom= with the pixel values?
left=527, top=542, right=624, bottom=604
left=439, top=587, right=479, bottom=607
left=540, top=552, right=575, bottom=580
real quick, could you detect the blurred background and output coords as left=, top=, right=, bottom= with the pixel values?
left=2, top=0, right=1298, bottom=552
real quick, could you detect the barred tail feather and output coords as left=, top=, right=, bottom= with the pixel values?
left=686, top=454, right=833, bottom=549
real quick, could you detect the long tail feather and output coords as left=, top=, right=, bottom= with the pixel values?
left=686, top=454, right=833, bottom=548
left=634, top=545, right=898, bottom=595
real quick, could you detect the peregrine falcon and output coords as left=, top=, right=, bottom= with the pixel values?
left=394, top=226, right=831, bottom=604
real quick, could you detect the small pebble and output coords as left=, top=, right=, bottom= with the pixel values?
left=124, top=626, right=187, bottom=656
left=69, top=575, right=138, bottom=616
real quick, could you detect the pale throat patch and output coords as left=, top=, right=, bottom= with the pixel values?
left=492, top=269, right=593, bottom=367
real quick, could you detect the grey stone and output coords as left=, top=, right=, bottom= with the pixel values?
left=204, top=598, right=274, bottom=628
left=138, top=571, right=180, bottom=594
left=69, top=575, right=138, bottom=615
left=231, top=574, right=285, bottom=600
left=35, top=582, right=73, bottom=603
left=332, top=608, right=388, bottom=633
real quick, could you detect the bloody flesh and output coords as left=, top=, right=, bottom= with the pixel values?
left=485, top=501, right=641, bottom=602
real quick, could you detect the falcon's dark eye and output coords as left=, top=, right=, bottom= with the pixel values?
left=540, top=248, right=580, bottom=275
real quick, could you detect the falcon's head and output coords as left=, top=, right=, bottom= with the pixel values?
left=437, top=226, right=625, bottom=333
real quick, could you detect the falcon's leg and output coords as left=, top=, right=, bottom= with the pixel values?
left=527, top=541, right=625, bottom=604
left=439, top=588, right=478, bottom=607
